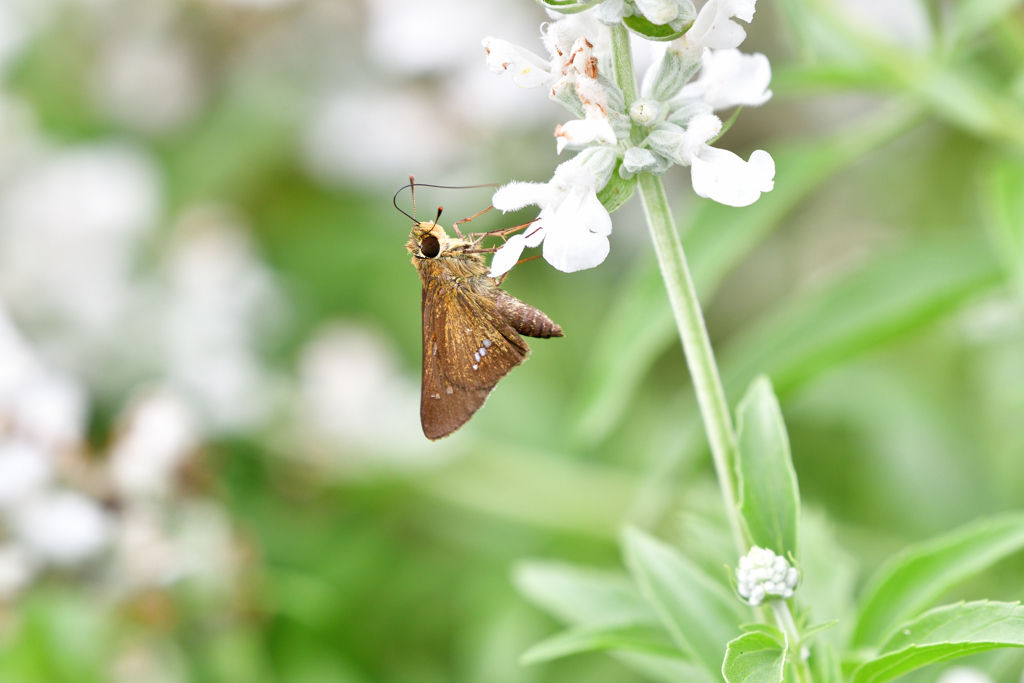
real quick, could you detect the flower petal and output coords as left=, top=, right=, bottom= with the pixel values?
left=690, top=146, right=774, bottom=207
left=492, top=181, right=554, bottom=211
left=541, top=187, right=611, bottom=272
left=488, top=234, right=527, bottom=277
left=680, top=112, right=722, bottom=164
left=676, top=0, right=756, bottom=56
left=554, top=118, right=617, bottom=154
left=524, top=209, right=551, bottom=247
left=482, top=37, right=554, bottom=88
left=677, top=48, right=772, bottom=110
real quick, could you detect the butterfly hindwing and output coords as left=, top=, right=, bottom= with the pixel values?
left=420, top=279, right=529, bottom=440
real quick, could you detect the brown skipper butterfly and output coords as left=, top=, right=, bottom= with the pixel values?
left=398, top=177, right=563, bottom=440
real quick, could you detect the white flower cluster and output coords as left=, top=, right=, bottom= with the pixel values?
left=736, top=546, right=799, bottom=606
left=482, top=0, right=774, bottom=275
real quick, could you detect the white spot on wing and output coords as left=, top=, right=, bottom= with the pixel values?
left=479, top=348, right=487, bottom=357
left=445, top=386, right=453, bottom=394
left=472, top=364, right=478, bottom=370
left=483, top=339, right=492, bottom=348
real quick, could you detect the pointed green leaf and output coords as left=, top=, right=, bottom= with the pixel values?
left=622, top=14, right=692, bottom=41
left=853, top=601, right=1024, bottom=683
left=513, top=560, right=658, bottom=627
left=801, top=620, right=840, bottom=642
left=735, top=376, right=801, bottom=558
left=851, top=513, right=1024, bottom=647
left=521, top=624, right=684, bottom=665
left=722, top=631, right=787, bottom=683
left=622, top=527, right=746, bottom=674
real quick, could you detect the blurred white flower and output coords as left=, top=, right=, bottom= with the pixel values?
left=0, top=440, right=52, bottom=508
left=0, top=305, right=88, bottom=448
left=94, top=35, right=205, bottom=135
left=293, top=323, right=436, bottom=467
left=0, top=142, right=161, bottom=338
left=935, top=667, right=995, bottom=683
left=833, top=0, right=932, bottom=53
left=302, top=88, right=460, bottom=186
left=162, top=208, right=285, bottom=433
left=13, top=490, right=113, bottom=566
left=675, top=47, right=772, bottom=110
left=114, top=505, right=183, bottom=589
left=109, top=390, right=199, bottom=500
left=0, top=543, right=36, bottom=600
left=369, top=0, right=539, bottom=77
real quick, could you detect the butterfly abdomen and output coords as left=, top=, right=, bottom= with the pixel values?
left=496, top=291, right=564, bottom=339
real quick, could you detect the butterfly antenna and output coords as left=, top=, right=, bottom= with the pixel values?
left=393, top=175, right=416, bottom=223
left=410, top=175, right=417, bottom=220
left=392, top=178, right=500, bottom=224
left=432, top=206, right=443, bottom=228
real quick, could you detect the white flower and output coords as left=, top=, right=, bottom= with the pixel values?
left=13, top=490, right=113, bottom=566
left=675, top=48, right=772, bottom=110
left=648, top=113, right=774, bottom=206
left=736, top=546, right=799, bottom=606
left=109, top=390, right=199, bottom=500
left=489, top=149, right=616, bottom=275
left=0, top=440, right=52, bottom=508
left=482, top=37, right=555, bottom=88
left=673, top=0, right=757, bottom=59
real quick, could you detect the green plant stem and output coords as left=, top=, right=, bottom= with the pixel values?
left=608, top=24, right=748, bottom=556
left=637, top=173, right=748, bottom=556
left=770, top=600, right=812, bottom=683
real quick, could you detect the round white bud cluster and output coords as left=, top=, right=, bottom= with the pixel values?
left=736, top=546, right=799, bottom=607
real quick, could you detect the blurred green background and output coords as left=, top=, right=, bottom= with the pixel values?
left=0, top=0, right=1023, bottom=681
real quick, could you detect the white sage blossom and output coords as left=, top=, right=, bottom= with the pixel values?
left=674, top=0, right=757, bottom=58
left=490, top=148, right=617, bottom=275
left=675, top=47, right=772, bottom=110
left=736, top=546, right=799, bottom=606
left=481, top=0, right=773, bottom=274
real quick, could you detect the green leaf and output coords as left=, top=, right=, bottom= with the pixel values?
left=520, top=624, right=684, bottom=665
left=622, top=527, right=746, bottom=674
left=622, top=15, right=692, bottom=41
left=597, top=160, right=638, bottom=213
left=851, top=512, right=1024, bottom=648
left=801, top=620, right=840, bottom=642
left=739, top=623, right=786, bottom=640
left=735, top=376, right=801, bottom=558
left=719, top=236, right=1003, bottom=399
left=852, top=601, right=1024, bottom=683
left=616, top=652, right=718, bottom=683
left=979, top=155, right=1024, bottom=278
left=534, top=0, right=598, bottom=13
left=513, top=560, right=659, bottom=627
left=722, top=631, right=788, bottom=683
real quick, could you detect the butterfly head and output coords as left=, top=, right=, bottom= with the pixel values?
left=406, top=220, right=450, bottom=260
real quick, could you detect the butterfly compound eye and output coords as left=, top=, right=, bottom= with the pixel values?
left=420, top=234, right=441, bottom=258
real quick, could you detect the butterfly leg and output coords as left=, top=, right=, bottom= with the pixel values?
left=452, top=205, right=495, bottom=238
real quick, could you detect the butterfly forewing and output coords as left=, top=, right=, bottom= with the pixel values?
left=420, top=279, right=529, bottom=440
